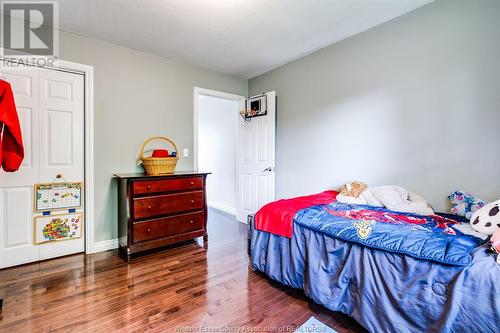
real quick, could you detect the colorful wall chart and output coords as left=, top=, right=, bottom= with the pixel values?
left=34, top=213, right=82, bottom=244
left=34, top=182, right=82, bottom=212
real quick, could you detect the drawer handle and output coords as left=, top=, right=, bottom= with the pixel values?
left=190, top=200, right=195, bottom=203
left=190, top=182, right=194, bottom=185
left=147, top=205, right=152, bottom=209
left=147, top=185, right=151, bottom=190
left=147, top=228, right=151, bottom=232
left=189, top=220, right=194, bottom=224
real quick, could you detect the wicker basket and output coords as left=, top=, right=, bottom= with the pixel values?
left=139, top=136, right=179, bottom=175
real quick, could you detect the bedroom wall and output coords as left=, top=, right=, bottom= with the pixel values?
left=248, top=0, right=500, bottom=211
left=58, top=31, right=247, bottom=244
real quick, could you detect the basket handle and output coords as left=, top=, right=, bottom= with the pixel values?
left=140, top=136, right=178, bottom=159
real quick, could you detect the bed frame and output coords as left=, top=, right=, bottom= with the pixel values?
left=247, top=214, right=254, bottom=256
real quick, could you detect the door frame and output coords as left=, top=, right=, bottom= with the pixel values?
left=0, top=58, right=95, bottom=254
left=193, top=87, right=244, bottom=215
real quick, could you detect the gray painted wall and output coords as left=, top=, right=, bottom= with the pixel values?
left=59, top=31, right=247, bottom=243
left=249, top=0, right=500, bottom=211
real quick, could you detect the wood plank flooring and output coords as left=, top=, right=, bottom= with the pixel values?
left=0, top=208, right=365, bottom=332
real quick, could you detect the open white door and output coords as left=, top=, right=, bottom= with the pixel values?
left=236, top=91, right=276, bottom=223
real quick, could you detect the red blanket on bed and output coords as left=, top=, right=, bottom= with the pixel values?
left=254, top=190, right=339, bottom=238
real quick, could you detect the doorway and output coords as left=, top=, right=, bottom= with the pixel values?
left=194, top=88, right=277, bottom=224
left=194, top=88, right=241, bottom=216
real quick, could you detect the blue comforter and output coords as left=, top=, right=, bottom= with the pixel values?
left=295, top=202, right=483, bottom=266
left=251, top=212, right=500, bottom=332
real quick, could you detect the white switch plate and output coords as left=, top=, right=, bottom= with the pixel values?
left=183, top=148, right=189, bottom=157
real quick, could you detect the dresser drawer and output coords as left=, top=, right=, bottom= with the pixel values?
left=132, top=177, right=203, bottom=195
left=133, top=211, right=204, bottom=243
left=133, top=191, right=203, bottom=219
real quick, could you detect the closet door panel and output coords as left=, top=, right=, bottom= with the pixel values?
left=0, top=68, right=40, bottom=268
left=39, top=68, right=84, bottom=182
left=0, top=187, right=37, bottom=268
left=38, top=68, right=85, bottom=261
left=0, top=69, right=40, bottom=185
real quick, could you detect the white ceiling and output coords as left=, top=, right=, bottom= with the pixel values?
left=58, top=0, right=433, bottom=79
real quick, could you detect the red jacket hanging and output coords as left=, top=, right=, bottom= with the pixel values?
left=0, top=79, right=24, bottom=172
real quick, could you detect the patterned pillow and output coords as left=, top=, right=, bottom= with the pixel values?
left=449, top=190, right=488, bottom=220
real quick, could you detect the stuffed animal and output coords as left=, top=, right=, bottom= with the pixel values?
left=470, top=199, right=500, bottom=235
left=339, top=181, right=367, bottom=198
left=449, top=190, right=488, bottom=220
left=490, top=229, right=500, bottom=264
left=490, top=228, right=500, bottom=253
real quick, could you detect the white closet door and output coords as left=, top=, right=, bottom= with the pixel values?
left=0, top=68, right=40, bottom=268
left=38, top=68, right=84, bottom=260
left=0, top=68, right=85, bottom=268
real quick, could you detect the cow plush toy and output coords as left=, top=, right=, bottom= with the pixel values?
left=470, top=199, right=500, bottom=235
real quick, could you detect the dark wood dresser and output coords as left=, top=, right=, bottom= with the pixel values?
left=114, top=172, right=210, bottom=262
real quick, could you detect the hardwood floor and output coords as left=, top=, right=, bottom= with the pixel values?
left=0, top=208, right=365, bottom=333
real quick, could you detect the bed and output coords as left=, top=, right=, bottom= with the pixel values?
left=248, top=192, right=500, bottom=333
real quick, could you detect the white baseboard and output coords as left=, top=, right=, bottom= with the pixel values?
left=208, top=201, right=236, bottom=215
left=91, top=238, right=119, bottom=253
